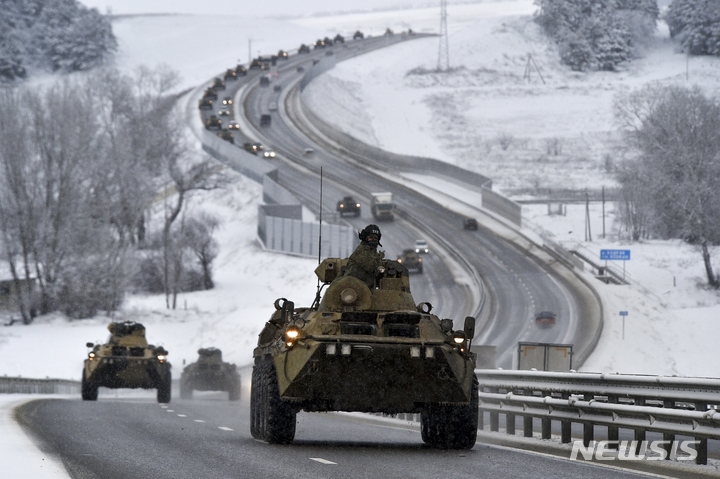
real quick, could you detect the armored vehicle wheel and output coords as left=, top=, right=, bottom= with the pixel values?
left=228, top=381, right=241, bottom=401
left=180, top=380, right=192, bottom=400
left=250, top=362, right=262, bottom=439
left=421, top=375, right=478, bottom=449
left=157, top=371, right=172, bottom=404
left=81, top=370, right=98, bottom=401
left=255, top=359, right=296, bottom=443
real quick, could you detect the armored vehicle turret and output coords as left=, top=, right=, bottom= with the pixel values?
left=180, top=347, right=241, bottom=400
left=82, top=321, right=171, bottom=403
left=251, top=257, right=478, bottom=448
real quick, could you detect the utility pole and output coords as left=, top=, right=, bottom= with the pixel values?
left=248, top=39, right=252, bottom=65
left=437, top=0, right=449, bottom=71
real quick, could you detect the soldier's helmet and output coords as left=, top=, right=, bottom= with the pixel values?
left=359, top=224, right=382, bottom=247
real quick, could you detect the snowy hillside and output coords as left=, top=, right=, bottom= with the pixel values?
left=1, top=0, right=719, bottom=383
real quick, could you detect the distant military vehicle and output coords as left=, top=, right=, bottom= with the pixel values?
left=224, top=68, right=238, bottom=81
left=333, top=34, right=345, bottom=44
left=353, top=30, right=364, bottom=40
left=259, top=76, right=270, bottom=87
left=203, top=88, right=218, bottom=100
left=198, top=97, right=213, bottom=110
left=235, top=65, right=248, bottom=76
left=397, top=249, right=423, bottom=273
left=336, top=195, right=361, bottom=217
left=277, top=49, right=289, bottom=59
left=251, top=257, right=478, bottom=448
left=211, top=77, right=226, bottom=90
left=250, top=58, right=263, bottom=69
left=298, top=44, right=310, bottom=54
left=205, top=115, right=222, bottom=130
left=180, top=348, right=241, bottom=401
left=82, top=321, right=171, bottom=403
left=217, top=129, right=234, bottom=143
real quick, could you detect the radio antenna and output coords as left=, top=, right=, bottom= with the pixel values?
left=318, top=166, right=323, bottom=265
left=313, top=167, right=324, bottom=310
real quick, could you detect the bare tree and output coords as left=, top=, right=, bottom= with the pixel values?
left=184, top=213, right=219, bottom=290
left=615, top=85, right=720, bottom=287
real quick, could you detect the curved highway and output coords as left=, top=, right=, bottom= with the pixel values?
left=232, top=38, right=601, bottom=369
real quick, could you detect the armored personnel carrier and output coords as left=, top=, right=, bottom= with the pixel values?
left=251, top=257, right=478, bottom=448
left=397, top=249, right=423, bottom=273
left=180, top=348, right=241, bottom=400
left=82, top=321, right=171, bottom=403
left=336, top=195, right=361, bottom=217
left=205, top=115, right=222, bottom=130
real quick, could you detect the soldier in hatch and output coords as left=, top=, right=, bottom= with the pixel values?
left=344, top=224, right=385, bottom=290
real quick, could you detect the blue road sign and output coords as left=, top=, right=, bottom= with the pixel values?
left=601, top=249, right=630, bottom=261
left=620, top=311, right=628, bottom=316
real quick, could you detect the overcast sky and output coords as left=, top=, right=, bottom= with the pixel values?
left=78, top=0, right=447, bottom=18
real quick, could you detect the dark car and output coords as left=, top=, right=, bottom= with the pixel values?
left=273, top=84, right=282, bottom=92
left=535, top=311, right=556, bottom=329
left=222, top=96, right=233, bottom=106
left=296, top=66, right=305, bottom=73
left=464, top=218, right=478, bottom=230
left=260, top=114, right=272, bottom=126
left=336, top=196, right=361, bottom=217
left=259, top=76, right=270, bottom=87
left=243, top=142, right=264, bottom=154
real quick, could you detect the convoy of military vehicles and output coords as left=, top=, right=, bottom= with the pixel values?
left=80, top=31, right=487, bottom=453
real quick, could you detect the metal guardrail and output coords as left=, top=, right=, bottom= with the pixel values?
left=475, top=369, right=720, bottom=465
left=0, top=376, right=80, bottom=394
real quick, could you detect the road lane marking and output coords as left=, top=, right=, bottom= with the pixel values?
left=310, top=458, right=337, bottom=465
left=177, top=414, right=187, bottom=417
left=218, top=426, right=233, bottom=431
left=166, top=410, right=175, bottom=413
left=194, top=420, right=205, bottom=423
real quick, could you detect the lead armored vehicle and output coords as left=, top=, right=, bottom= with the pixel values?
left=180, top=347, right=241, bottom=401
left=82, top=321, right=171, bottom=403
left=251, top=257, right=478, bottom=448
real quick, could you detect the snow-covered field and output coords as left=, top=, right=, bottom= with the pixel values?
left=1, top=0, right=719, bottom=415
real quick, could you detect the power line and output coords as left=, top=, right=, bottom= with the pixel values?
left=437, top=0, right=449, bottom=71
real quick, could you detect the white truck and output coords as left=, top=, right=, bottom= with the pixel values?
left=370, top=192, right=395, bottom=221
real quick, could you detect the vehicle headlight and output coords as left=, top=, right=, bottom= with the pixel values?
left=157, top=354, right=166, bottom=363
left=284, top=326, right=302, bottom=347
left=88, top=352, right=96, bottom=361
left=452, top=331, right=468, bottom=352
left=356, top=203, right=360, bottom=208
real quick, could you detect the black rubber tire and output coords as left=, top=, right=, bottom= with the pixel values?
left=180, top=379, right=192, bottom=400
left=421, top=374, right=478, bottom=449
left=157, top=370, right=172, bottom=404
left=259, top=359, right=296, bottom=444
left=81, top=369, right=98, bottom=401
left=250, top=362, right=263, bottom=439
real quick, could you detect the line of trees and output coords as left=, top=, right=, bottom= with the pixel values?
left=614, top=85, right=720, bottom=288
left=0, top=66, right=223, bottom=322
left=665, top=0, right=720, bottom=56
left=0, top=0, right=116, bottom=82
left=534, top=0, right=660, bottom=71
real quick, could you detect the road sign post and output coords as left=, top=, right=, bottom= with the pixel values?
left=620, top=311, right=628, bottom=340
left=601, top=249, right=631, bottom=281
